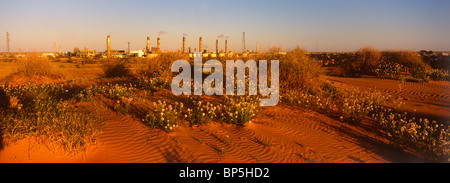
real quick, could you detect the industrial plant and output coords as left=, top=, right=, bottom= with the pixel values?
left=1, top=31, right=268, bottom=60
left=2, top=31, right=449, bottom=67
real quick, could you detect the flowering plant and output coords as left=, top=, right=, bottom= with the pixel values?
left=185, top=97, right=217, bottom=126
left=143, top=100, right=183, bottom=132
left=217, top=95, right=260, bottom=126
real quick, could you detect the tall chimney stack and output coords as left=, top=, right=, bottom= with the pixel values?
left=225, top=40, right=228, bottom=54
left=199, top=37, right=202, bottom=53
left=216, top=39, right=219, bottom=54
left=242, top=32, right=246, bottom=53
left=157, top=37, right=161, bottom=49
left=256, top=42, right=259, bottom=53
left=146, top=36, right=150, bottom=51
left=182, top=36, right=186, bottom=53
left=128, top=42, right=130, bottom=54
left=59, top=44, right=61, bottom=55
left=107, top=34, right=111, bottom=58
left=54, top=42, right=56, bottom=54
left=6, top=32, right=10, bottom=53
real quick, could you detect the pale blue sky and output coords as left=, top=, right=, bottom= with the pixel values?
left=1, top=0, right=449, bottom=52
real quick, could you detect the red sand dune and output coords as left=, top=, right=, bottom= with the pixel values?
left=1, top=76, right=446, bottom=163
left=0, top=103, right=428, bottom=163
left=326, top=76, right=450, bottom=124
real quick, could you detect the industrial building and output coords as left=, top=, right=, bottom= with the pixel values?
left=78, top=47, right=96, bottom=58
left=1, top=33, right=249, bottom=59
left=100, top=34, right=236, bottom=59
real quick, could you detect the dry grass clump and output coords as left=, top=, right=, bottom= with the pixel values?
left=1, top=58, right=65, bottom=85
left=256, top=46, right=285, bottom=62
left=102, top=59, right=131, bottom=78
left=16, top=58, right=55, bottom=77
left=143, top=52, right=190, bottom=77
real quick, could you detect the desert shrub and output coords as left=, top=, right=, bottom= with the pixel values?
left=102, top=60, right=131, bottom=78
left=341, top=48, right=437, bottom=81
left=217, top=95, right=260, bottom=126
left=136, top=76, right=171, bottom=91
left=335, top=89, right=388, bottom=124
left=16, top=58, right=55, bottom=77
left=280, top=47, right=322, bottom=90
left=382, top=50, right=428, bottom=70
left=144, top=52, right=189, bottom=77
left=113, top=96, right=133, bottom=114
left=106, top=83, right=135, bottom=100
left=0, top=88, right=10, bottom=109
left=373, top=51, right=447, bottom=81
left=425, top=69, right=450, bottom=81
left=0, top=84, right=102, bottom=154
left=282, top=90, right=331, bottom=113
left=373, top=110, right=449, bottom=158
left=281, top=83, right=449, bottom=159
left=255, top=46, right=285, bottom=62
left=343, top=46, right=381, bottom=76
left=381, top=50, right=430, bottom=79
left=144, top=58, right=163, bottom=78
left=373, top=62, right=409, bottom=79
left=142, top=100, right=183, bottom=132
left=75, top=85, right=99, bottom=102
left=185, top=96, right=216, bottom=126
left=282, top=86, right=388, bottom=124
left=4, top=83, right=70, bottom=105
left=74, top=83, right=135, bottom=102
